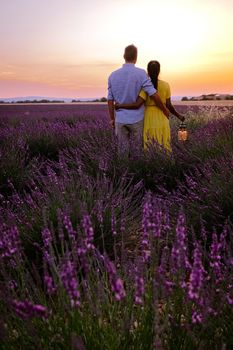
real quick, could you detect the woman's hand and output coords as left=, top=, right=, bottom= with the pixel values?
left=115, top=103, right=120, bottom=110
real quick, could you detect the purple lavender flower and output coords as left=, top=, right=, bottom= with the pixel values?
left=171, top=212, right=190, bottom=272
left=154, top=206, right=163, bottom=238
left=0, top=225, right=22, bottom=265
left=57, top=208, right=64, bottom=241
left=42, top=227, right=52, bottom=248
left=60, top=257, right=80, bottom=307
left=156, top=246, right=174, bottom=295
left=47, top=166, right=59, bottom=186
left=8, top=280, right=18, bottom=290
left=210, top=232, right=222, bottom=283
left=94, top=200, right=104, bottom=224
left=188, top=244, right=205, bottom=302
left=219, top=225, right=228, bottom=252
left=200, top=221, right=207, bottom=241
left=12, top=299, right=49, bottom=320
left=134, top=273, right=145, bottom=305
left=226, top=294, right=233, bottom=306
left=162, top=207, right=171, bottom=232
left=42, top=227, right=52, bottom=263
left=74, top=214, right=95, bottom=275
left=63, top=214, right=76, bottom=241
left=141, top=194, right=166, bottom=265
left=192, top=310, right=203, bottom=324
left=77, top=245, right=90, bottom=275
left=141, top=193, right=152, bottom=263
left=82, top=214, right=94, bottom=250
left=111, top=208, right=117, bottom=236
left=157, top=246, right=170, bottom=276
left=120, top=216, right=126, bottom=234
left=105, top=259, right=126, bottom=301
left=114, top=278, right=126, bottom=301
left=44, top=272, right=56, bottom=295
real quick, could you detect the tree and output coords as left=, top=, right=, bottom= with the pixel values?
left=100, top=97, right=107, bottom=102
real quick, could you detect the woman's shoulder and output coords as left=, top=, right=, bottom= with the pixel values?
left=158, top=80, right=171, bottom=99
left=158, top=80, right=170, bottom=95
left=158, top=80, right=170, bottom=88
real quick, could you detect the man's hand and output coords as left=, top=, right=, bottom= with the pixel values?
left=110, top=119, right=115, bottom=129
left=108, top=100, right=115, bottom=129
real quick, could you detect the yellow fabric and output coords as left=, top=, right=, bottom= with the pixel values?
left=139, top=80, right=171, bottom=151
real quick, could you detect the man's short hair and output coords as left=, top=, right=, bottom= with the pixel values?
left=124, top=45, right=137, bottom=62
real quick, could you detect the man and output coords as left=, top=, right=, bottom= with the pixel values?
left=107, top=44, right=169, bottom=152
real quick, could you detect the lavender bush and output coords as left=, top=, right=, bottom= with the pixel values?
left=0, top=104, right=233, bottom=349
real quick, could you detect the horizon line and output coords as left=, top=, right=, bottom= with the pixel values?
left=1, top=92, right=233, bottom=101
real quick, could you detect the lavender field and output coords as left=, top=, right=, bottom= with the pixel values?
left=0, top=103, right=233, bottom=349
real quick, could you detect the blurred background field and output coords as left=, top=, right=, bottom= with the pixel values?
left=0, top=100, right=233, bottom=119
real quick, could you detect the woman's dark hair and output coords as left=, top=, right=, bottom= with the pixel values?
left=147, top=61, right=160, bottom=89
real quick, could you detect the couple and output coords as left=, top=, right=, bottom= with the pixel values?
left=107, top=45, right=185, bottom=153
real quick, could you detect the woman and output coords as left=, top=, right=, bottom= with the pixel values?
left=115, top=61, right=185, bottom=151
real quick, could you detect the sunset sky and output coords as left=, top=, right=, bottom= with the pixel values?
left=0, top=0, right=233, bottom=99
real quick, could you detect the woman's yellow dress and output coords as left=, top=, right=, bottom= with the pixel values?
left=139, top=80, right=171, bottom=152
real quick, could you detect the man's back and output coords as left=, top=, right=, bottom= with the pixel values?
left=108, top=63, right=156, bottom=124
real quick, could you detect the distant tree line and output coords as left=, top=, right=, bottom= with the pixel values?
left=1, top=97, right=108, bottom=104
left=0, top=100, right=65, bottom=104
left=182, top=94, right=233, bottom=101
left=71, top=97, right=107, bottom=103
left=16, top=99, right=65, bottom=103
